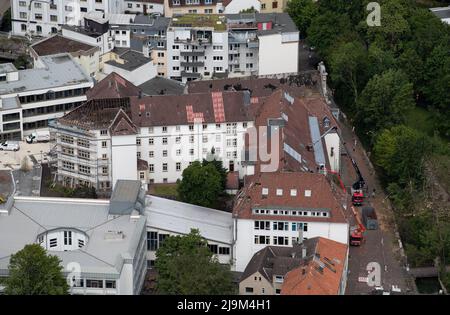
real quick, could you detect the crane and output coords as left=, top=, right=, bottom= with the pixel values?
left=349, top=206, right=366, bottom=246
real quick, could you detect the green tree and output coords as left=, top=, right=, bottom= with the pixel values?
left=329, top=40, right=368, bottom=107
left=155, top=229, right=235, bottom=295
left=202, top=152, right=228, bottom=190
left=286, top=0, right=318, bottom=37
left=356, top=69, right=414, bottom=141
left=177, top=161, right=223, bottom=207
left=373, top=125, right=429, bottom=186
left=3, top=244, right=69, bottom=295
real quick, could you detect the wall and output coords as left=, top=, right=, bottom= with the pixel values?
left=103, top=61, right=157, bottom=86
left=239, top=271, right=274, bottom=295
left=111, top=134, right=138, bottom=188
left=224, top=0, right=261, bottom=13
left=324, top=133, right=340, bottom=173
left=258, top=33, right=298, bottom=76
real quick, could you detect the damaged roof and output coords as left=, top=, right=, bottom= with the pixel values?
left=86, top=72, right=141, bottom=100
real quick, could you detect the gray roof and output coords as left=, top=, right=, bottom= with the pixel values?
left=109, top=180, right=145, bottom=215
left=138, top=76, right=185, bottom=96
left=0, top=63, right=17, bottom=74
left=145, top=196, right=233, bottom=244
left=0, top=97, right=20, bottom=110
left=226, top=13, right=298, bottom=35
left=0, top=196, right=146, bottom=277
left=106, top=50, right=152, bottom=71
left=0, top=53, right=92, bottom=97
left=133, top=15, right=171, bottom=28
left=430, top=7, right=450, bottom=19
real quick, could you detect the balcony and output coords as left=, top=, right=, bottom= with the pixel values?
left=180, top=51, right=205, bottom=57
left=181, top=61, right=204, bottom=67
left=174, top=37, right=212, bottom=45
left=181, top=71, right=201, bottom=78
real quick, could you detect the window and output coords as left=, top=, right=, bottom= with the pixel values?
left=273, top=236, right=289, bottom=245
left=162, top=137, right=168, bottom=145
left=261, top=3, right=266, bottom=9
left=189, top=149, right=194, bottom=156
left=61, top=146, right=74, bottom=156
left=100, top=129, right=107, bottom=135
left=149, top=138, right=154, bottom=145
left=219, top=247, right=230, bottom=255
left=77, top=139, right=90, bottom=148
left=245, top=287, right=254, bottom=293
left=105, top=280, right=116, bottom=289
left=213, top=45, right=223, bottom=50
left=136, top=138, right=141, bottom=146
left=78, top=239, right=84, bottom=248
left=128, top=3, right=132, bottom=8
left=137, top=152, right=141, bottom=158
left=162, top=126, right=167, bottom=133
left=189, top=125, right=194, bottom=131
left=149, top=151, right=154, bottom=158
left=305, top=190, right=312, bottom=197
left=102, top=166, right=108, bottom=175
left=79, top=165, right=91, bottom=175
left=20, top=12, right=27, bottom=18
left=176, top=162, right=181, bottom=171
left=78, top=149, right=90, bottom=160
left=36, top=25, right=42, bottom=33
left=272, top=1, right=278, bottom=9
left=162, top=163, right=168, bottom=172
left=102, top=141, right=107, bottom=148
left=19, top=1, right=26, bottom=6
left=102, top=154, right=107, bottom=159
left=176, top=126, right=181, bottom=132
left=148, top=127, right=154, bottom=134
left=86, top=280, right=103, bottom=288
left=213, top=56, right=223, bottom=61
left=275, top=275, right=284, bottom=283
left=162, top=150, right=168, bottom=157
left=172, top=45, right=179, bottom=50
left=50, top=15, right=57, bottom=22
left=149, top=164, right=154, bottom=173
left=254, top=221, right=270, bottom=230
left=62, top=161, right=74, bottom=171
left=202, top=135, right=208, bottom=143
left=62, top=230, right=72, bottom=246
left=49, top=238, right=57, bottom=248
left=21, top=24, right=26, bottom=31
left=254, top=235, right=270, bottom=244
left=207, top=244, right=218, bottom=254
left=34, top=2, right=42, bottom=8
left=175, top=136, right=181, bottom=144
left=273, top=221, right=289, bottom=231
left=189, top=135, right=194, bottom=143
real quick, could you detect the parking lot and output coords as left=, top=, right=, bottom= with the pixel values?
left=0, top=141, right=51, bottom=170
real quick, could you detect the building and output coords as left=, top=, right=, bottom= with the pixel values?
left=124, top=0, right=165, bottom=15
left=259, top=0, right=287, bottom=13
left=166, top=13, right=299, bottom=82
left=103, top=48, right=158, bottom=86
left=430, top=6, right=450, bottom=25
left=51, top=91, right=254, bottom=190
left=138, top=76, right=185, bottom=96
left=86, top=72, right=142, bottom=100
left=166, top=14, right=229, bottom=83
left=224, top=0, right=261, bottom=14
left=0, top=179, right=148, bottom=295
left=0, top=54, right=93, bottom=141
left=239, top=237, right=348, bottom=295
left=145, top=195, right=233, bottom=266
left=232, top=171, right=349, bottom=272
left=281, top=238, right=348, bottom=295
left=30, top=35, right=101, bottom=79
left=163, top=0, right=227, bottom=17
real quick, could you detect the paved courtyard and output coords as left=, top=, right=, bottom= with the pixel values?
left=0, top=141, right=51, bottom=170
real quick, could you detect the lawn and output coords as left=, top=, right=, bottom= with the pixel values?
left=150, top=183, right=179, bottom=200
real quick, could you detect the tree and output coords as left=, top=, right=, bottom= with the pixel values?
left=286, top=0, right=318, bottom=37
left=3, top=244, right=69, bottom=295
left=203, top=150, right=228, bottom=190
left=0, top=8, right=11, bottom=32
left=329, top=40, right=368, bottom=107
left=155, top=229, right=235, bottom=295
left=373, top=125, right=429, bottom=186
left=177, top=161, right=223, bottom=208
left=356, top=69, right=414, bottom=142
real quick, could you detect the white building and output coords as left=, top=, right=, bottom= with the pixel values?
left=51, top=90, right=253, bottom=190
left=0, top=54, right=93, bottom=141
left=124, top=0, right=164, bottom=15
left=145, top=195, right=233, bottom=266
left=232, top=172, right=349, bottom=272
left=0, top=179, right=148, bottom=295
left=430, top=6, right=450, bottom=25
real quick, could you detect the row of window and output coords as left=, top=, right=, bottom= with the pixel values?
left=253, top=208, right=329, bottom=218
left=254, top=235, right=306, bottom=246
left=143, top=123, right=243, bottom=134
left=254, top=221, right=308, bottom=232
left=22, top=102, right=83, bottom=118
left=72, top=279, right=116, bottom=289
left=18, top=89, right=88, bottom=105
left=140, top=134, right=237, bottom=146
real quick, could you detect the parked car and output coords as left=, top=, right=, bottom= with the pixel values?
left=26, top=130, right=50, bottom=143
left=0, top=141, right=20, bottom=151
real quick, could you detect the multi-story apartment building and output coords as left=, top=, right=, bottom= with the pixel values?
left=124, top=0, right=165, bottom=15
left=164, top=0, right=226, bottom=17
left=166, top=13, right=299, bottom=82
left=166, top=14, right=229, bottom=82
left=51, top=90, right=253, bottom=190
left=0, top=53, right=93, bottom=141
left=259, top=0, right=287, bottom=13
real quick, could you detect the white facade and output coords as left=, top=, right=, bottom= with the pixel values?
left=111, top=134, right=138, bottom=189
left=224, top=0, right=261, bottom=13
left=324, top=132, right=340, bottom=173
left=258, top=32, right=299, bottom=76
left=0, top=54, right=93, bottom=141
left=233, top=218, right=349, bottom=272
left=103, top=59, right=158, bottom=86
left=124, top=1, right=164, bottom=15
left=62, top=27, right=114, bottom=55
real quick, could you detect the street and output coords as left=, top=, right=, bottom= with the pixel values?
left=338, top=116, right=416, bottom=294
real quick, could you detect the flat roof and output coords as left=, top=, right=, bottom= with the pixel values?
left=0, top=197, right=146, bottom=276
left=31, top=35, right=98, bottom=56
left=0, top=53, right=92, bottom=97
left=430, top=6, right=450, bottom=19
left=171, top=14, right=227, bottom=31
left=0, top=63, right=17, bottom=74
left=145, top=196, right=233, bottom=244
left=106, top=50, right=152, bottom=71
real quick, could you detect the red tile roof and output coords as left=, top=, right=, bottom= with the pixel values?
left=233, top=171, right=347, bottom=224
left=86, top=72, right=141, bottom=100
left=129, top=91, right=253, bottom=127
left=281, top=237, right=348, bottom=295
left=31, top=35, right=98, bottom=57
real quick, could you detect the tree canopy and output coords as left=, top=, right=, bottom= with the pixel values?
left=2, top=244, right=69, bottom=295
left=177, top=161, right=223, bottom=208
left=155, top=229, right=235, bottom=295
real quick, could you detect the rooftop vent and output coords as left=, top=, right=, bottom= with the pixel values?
left=104, top=230, right=125, bottom=241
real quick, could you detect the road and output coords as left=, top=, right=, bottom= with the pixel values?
left=337, top=117, right=416, bottom=294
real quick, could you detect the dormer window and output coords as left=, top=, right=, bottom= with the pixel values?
left=173, top=0, right=180, bottom=5
left=290, top=189, right=297, bottom=196
left=323, top=117, right=331, bottom=128
left=262, top=187, right=268, bottom=196
left=305, top=190, right=311, bottom=197
left=276, top=189, right=283, bottom=196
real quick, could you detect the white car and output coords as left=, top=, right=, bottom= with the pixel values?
left=0, top=141, right=20, bottom=151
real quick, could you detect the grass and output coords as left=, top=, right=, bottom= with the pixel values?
left=151, top=184, right=179, bottom=199
left=172, top=14, right=227, bottom=31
